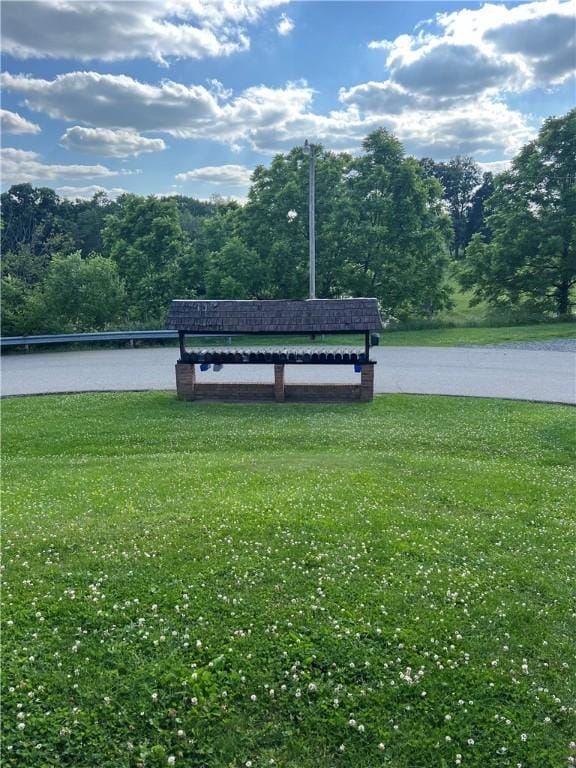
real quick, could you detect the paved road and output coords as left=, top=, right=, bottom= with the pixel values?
left=2, top=345, right=574, bottom=403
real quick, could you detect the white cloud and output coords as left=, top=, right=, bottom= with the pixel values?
left=0, top=108, right=41, bottom=134
left=175, top=164, right=253, bottom=185
left=1, top=69, right=537, bottom=161
left=369, top=0, right=575, bottom=99
left=368, top=39, right=394, bottom=52
left=387, top=99, right=535, bottom=160
left=277, top=13, right=294, bottom=36
left=1, top=71, right=221, bottom=131
left=55, top=185, right=129, bottom=200
left=339, top=81, right=418, bottom=114
left=1, top=147, right=121, bottom=183
left=335, top=0, right=572, bottom=162
left=391, top=43, right=517, bottom=98
left=0, top=71, right=315, bottom=145
left=478, top=159, right=512, bottom=175
left=1, top=0, right=287, bottom=64
left=60, top=127, right=166, bottom=157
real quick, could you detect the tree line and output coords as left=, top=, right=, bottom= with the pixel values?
left=1, top=110, right=574, bottom=336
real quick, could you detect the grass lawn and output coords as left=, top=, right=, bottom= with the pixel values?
left=2, top=393, right=575, bottom=768
left=377, top=322, right=576, bottom=347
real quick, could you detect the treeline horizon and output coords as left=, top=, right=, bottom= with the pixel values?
left=2, top=109, right=574, bottom=336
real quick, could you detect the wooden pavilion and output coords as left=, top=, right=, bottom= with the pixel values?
left=166, top=298, right=383, bottom=402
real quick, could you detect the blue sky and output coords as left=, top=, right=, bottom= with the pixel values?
left=1, top=0, right=574, bottom=201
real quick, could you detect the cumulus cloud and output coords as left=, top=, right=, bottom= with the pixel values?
left=1, top=69, right=537, bottom=160
left=391, top=44, right=517, bottom=98
left=369, top=0, right=575, bottom=99
left=277, top=13, right=295, bottom=36
left=60, top=127, right=166, bottom=157
left=485, top=12, right=576, bottom=83
left=339, top=81, right=418, bottom=114
left=1, top=0, right=287, bottom=64
left=55, top=185, right=129, bottom=200
left=1, top=147, right=121, bottom=183
left=175, top=164, right=253, bottom=185
left=1, top=72, right=221, bottom=131
left=0, top=108, right=41, bottom=134
left=387, top=99, right=535, bottom=159
left=0, top=71, right=315, bottom=146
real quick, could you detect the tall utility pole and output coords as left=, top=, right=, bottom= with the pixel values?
left=303, top=140, right=316, bottom=299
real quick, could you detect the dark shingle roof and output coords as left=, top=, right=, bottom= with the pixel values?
left=167, top=299, right=383, bottom=333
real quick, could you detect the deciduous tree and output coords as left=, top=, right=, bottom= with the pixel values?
left=461, top=109, right=576, bottom=317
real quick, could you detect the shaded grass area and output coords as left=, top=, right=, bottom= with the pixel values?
left=2, top=393, right=576, bottom=768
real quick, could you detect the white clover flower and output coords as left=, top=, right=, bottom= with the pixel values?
left=151, top=692, right=158, bottom=702
left=167, top=757, right=176, bottom=766
left=378, top=742, right=385, bottom=751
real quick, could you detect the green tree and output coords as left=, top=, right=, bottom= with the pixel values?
left=41, top=252, right=126, bottom=331
left=205, top=237, right=263, bottom=298
left=335, top=129, right=452, bottom=318
left=102, top=195, right=199, bottom=322
left=241, top=146, right=351, bottom=298
left=0, top=184, right=78, bottom=264
left=464, top=171, right=494, bottom=245
left=461, top=109, right=576, bottom=317
left=70, top=191, right=120, bottom=256
left=1, top=277, right=49, bottom=336
left=420, top=156, right=482, bottom=259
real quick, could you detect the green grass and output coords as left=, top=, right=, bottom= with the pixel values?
left=2, top=393, right=576, bottom=768
left=377, top=321, right=576, bottom=347
left=437, top=280, right=489, bottom=325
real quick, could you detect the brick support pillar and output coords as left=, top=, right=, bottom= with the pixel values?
left=274, top=364, right=285, bottom=402
left=175, top=362, right=196, bottom=400
left=360, top=364, right=375, bottom=402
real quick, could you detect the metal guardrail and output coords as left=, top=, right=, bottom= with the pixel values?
left=0, top=330, right=180, bottom=348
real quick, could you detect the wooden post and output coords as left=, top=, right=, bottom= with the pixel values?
left=175, top=362, right=196, bottom=400
left=360, top=364, right=375, bottom=402
left=274, top=364, right=285, bottom=402
left=179, top=331, right=186, bottom=361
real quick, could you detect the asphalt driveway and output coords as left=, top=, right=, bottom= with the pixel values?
left=2, top=344, right=574, bottom=404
